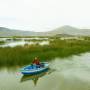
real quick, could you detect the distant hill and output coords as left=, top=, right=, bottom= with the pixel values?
left=0, top=27, right=38, bottom=37
left=47, top=25, right=90, bottom=36
left=0, top=25, right=90, bottom=37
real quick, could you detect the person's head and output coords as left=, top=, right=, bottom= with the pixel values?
left=34, top=56, right=39, bottom=60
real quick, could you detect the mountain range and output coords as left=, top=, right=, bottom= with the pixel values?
left=0, top=25, right=90, bottom=37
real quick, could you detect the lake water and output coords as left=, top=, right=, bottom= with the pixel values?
left=0, top=38, right=49, bottom=41
left=0, top=52, right=90, bottom=90
left=0, top=41, right=49, bottom=47
left=0, top=38, right=49, bottom=47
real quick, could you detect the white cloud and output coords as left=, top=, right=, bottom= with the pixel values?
left=0, top=0, right=90, bottom=31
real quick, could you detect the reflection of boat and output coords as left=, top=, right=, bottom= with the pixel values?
left=20, top=62, right=49, bottom=75
left=20, top=70, right=49, bottom=85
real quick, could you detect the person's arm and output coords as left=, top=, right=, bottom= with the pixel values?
left=33, top=59, right=35, bottom=63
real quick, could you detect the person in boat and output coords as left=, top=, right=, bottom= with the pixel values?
left=32, top=57, right=40, bottom=68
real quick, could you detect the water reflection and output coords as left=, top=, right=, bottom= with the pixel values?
left=20, top=69, right=54, bottom=86
left=21, top=72, right=47, bottom=85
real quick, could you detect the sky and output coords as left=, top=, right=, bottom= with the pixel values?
left=0, top=0, right=90, bottom=32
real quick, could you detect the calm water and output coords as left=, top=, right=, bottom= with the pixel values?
left=0, top=38, right=49, bottom=47
left=0, top=41, right=49, bottom=47
left=1, top=52, right=90, bottom=90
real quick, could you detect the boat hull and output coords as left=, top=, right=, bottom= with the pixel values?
left=21, top=68, right=49, bottom=75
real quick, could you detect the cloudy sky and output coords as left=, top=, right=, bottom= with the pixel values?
left=0, top=0, right=90, bottom=32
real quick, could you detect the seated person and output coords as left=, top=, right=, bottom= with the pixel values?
left=32, top=57, right=40, bottom=68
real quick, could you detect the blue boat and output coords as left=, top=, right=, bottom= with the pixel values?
left=20, top=62, right=49, bottom=75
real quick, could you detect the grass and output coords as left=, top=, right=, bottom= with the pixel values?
left=0, top=37, right=90, bottom=67
left=0, top=41, right=5, bottom=44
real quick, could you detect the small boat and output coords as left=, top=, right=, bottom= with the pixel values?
left=20, top=62, right=49, bottom=75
